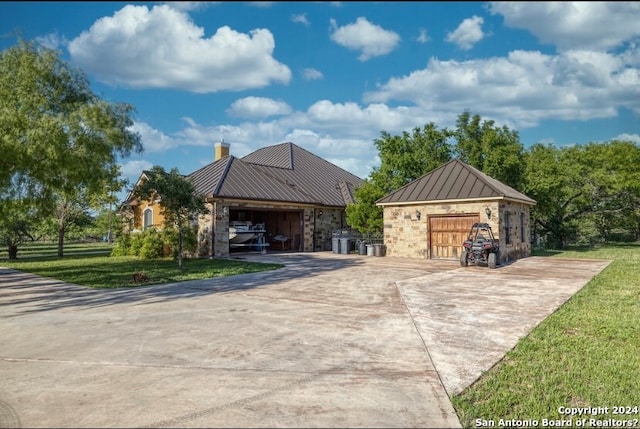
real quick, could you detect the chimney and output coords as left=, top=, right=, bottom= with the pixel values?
left=214, top=139, right=230, bottom=161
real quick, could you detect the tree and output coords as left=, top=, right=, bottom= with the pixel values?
left=370, top=124, right=453, bottom=193
left=345, top=180, right=386, bottom=235
left=454, top=110, right=525, bottom=189
left=522, top=140, right=640, bottom=248
left=134, top=166, right=209, bottom=269
left=0, top=198, right=36, bottom=259
left=347, top=123, right=453, bottom=234
left=579, top=140, right=640, bottom=242
left=0, top=39, right=142, bottom=254
left=522, top=143, right=583, bottom=248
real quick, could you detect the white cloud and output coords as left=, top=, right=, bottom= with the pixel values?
left=247, top=2, right=274, bottom=8
left=36, top=32, right=68, bottom=50
left=302, top=68, right=324, bottom=80
left=614, top=133, right=640, bottom=144
left=446, top=15, right=485, bottom=51
left=417, top=28, right=430, bottom=44
left=329, top=17, right=400, bottom=61
left=489, top=2, right=640, bottom=52
left=130, top=122, right=178, bottom=153
left=162, top=2, right=217, bottom=12
left=291, top=13, right=310, bottom=26
left=227, top=97, right=292, bottom=118
left=363, top=48, right=640, bottom=128
left=120, top=159, right=154, bottom=180
left=67, top=4, right=291, bottom=93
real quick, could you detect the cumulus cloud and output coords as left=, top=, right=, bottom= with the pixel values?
left=614, top=133, right=640, bottom=144
left=329, top=17, right=400, bottom=61
left=162, top=2, right=216, bottom=12
left=67, top=4, right=291, bottom=93
left=489, top=1, right=640, bottom=52
left=446, top=15, right=485, bottom=50
left=363, top=48, right=640, bottom=128
left=120, top=159, right=154, bottom=180
left=227, top=97, right=292, bottom=118
left=302, top=68, right=324, bottom=80
left=130, top=121, right=178, bottom=153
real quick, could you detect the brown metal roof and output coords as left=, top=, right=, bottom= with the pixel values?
left=188, top=142, right=364, bottom=207
left=376, top=158, right=536, bottom=205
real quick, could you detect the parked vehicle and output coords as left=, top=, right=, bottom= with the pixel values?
left=460, top=222, right=501, bottom=269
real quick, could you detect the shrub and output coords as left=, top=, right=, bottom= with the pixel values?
left=139, top=229, right=164, bottom=259
left=110, top=234, right=131, bottom=256
left=161, top=225, right=197, bottom=259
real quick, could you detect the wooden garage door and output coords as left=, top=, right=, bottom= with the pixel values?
left=429, top=215, right=479, bottom=259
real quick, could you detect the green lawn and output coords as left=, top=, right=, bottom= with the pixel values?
left=0, top=242, right=284, bottom=288
left=0, top=240, right=114, bottom=258
left=452, top=243, right=640, bottom=428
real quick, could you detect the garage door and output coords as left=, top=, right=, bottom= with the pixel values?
left=429, top=215, right=479, bottom=259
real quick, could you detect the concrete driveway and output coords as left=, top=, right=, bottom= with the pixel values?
left=0, top=253, right=610, bottom=428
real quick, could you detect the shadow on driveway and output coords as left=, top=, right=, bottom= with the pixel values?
left=0, top=253, right=363, bottom=316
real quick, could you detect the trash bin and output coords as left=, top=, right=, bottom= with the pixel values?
left=366, top=244, right=374, bottom=256
left=373, top=243, right=386, bottom=257
left=339, top=237, right=350, bottom=254
left=357, top=239, right=366, bottom=255
left=332, top=237, right=340, bottom=254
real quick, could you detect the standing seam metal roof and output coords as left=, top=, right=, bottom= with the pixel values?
left=188, top=142, right=364, bottom=207
left=376, top=158, right=536, bottom=205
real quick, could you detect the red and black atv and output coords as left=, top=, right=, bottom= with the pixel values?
left=460, top=222, right=501, bottom=269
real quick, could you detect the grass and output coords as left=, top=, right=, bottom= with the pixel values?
left=0, top=240, right=114, bottom=258
left=452, top=242, right=640, bottom=428
left=0, top=241, right=284, bottom=288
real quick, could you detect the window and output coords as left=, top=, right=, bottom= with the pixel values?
left=143, top=208, right=153, bottom=229
left=504, top=211, right=511, bottom=245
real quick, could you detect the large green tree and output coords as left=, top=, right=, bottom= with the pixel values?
left=0, top=39, right=142, bottom=254
left=134, top=166, right=209, bottom=270
left=346, top=123, right=453, bottom=234
left=346, top=111, right=527, bottom=235
left=454, top=110, right=524, bottom=189
left=371, top=123, right=454, bottom=193
left=522, top=140, right=640, bottom=247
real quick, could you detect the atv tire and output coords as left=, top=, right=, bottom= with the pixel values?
left=460, top=250, right=468, bottom=267
left=488, top=252, right=497, bottom=269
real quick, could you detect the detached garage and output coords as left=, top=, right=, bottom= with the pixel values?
left=376, top=159, right=536, bottom=262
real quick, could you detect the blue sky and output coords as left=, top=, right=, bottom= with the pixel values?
left=2, top=1, right=640, bottom=200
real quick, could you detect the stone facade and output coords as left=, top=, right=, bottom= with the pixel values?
left=382, top=199, right=532, bottom=261
left=498, top=200, right=533, bottom=262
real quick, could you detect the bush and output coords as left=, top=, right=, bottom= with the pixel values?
left=110, top=234, right=131, bottom=256
left=109, top=226, right=198, bottom=259
left=161, top=226, right=197, bottom=259
left=139, top=229, right=164, bottom=259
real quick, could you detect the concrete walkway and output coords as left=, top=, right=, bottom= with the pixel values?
left=0, top=253, right=610, bottom=428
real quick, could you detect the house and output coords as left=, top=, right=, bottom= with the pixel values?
left=122, top=141, right=364, bottom=258
left=376, top=158, right=536, bottom=262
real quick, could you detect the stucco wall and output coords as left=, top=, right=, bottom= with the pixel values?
left=131, top=199, right=166, bottom=231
